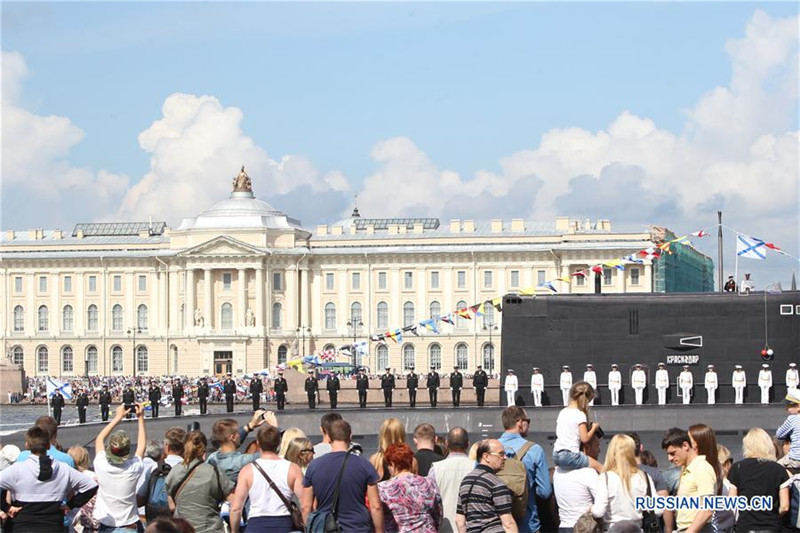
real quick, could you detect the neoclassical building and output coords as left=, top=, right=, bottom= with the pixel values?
left=0, top=169, right=713, bottom=378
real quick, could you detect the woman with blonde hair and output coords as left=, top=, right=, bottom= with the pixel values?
left=370, top=418, right=418, bottom=481
left=277, top=427, right=306, bottom=458
left=165, top=430, right=234, bottom=533
left=283, top=436, right=314, bottom=472
left=591, top=434, right=661, bottom=530
left=728, top=428, right=790, bottom=532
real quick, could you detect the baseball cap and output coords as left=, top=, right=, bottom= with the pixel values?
left=106, top=430, right=131, bottom=464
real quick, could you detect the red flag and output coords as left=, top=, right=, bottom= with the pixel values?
left=591, top=265, right=603, bottom=274
left=691, top=230, right=711, bottom=237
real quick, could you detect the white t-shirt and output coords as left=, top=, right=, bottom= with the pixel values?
left=93, top=451, right=144, bottom=527
left=554, top=407, right=587, bottom=453
left=554, top=466, right=599, bottom=528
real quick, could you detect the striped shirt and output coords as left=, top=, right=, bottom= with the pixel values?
left=456, top=464, right=513, bottom=533
left=776, top=414, right=800, bottom=460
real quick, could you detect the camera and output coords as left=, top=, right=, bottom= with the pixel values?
left=590, top=422, right=605, bottom=439
left=124, top=403, right=135, bottom=412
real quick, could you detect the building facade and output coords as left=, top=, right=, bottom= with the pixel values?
left=0, top=169, right=713, bottom=378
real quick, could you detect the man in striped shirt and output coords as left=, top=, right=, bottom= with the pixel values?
left=777, top=389, right=800, bottom=470
left=456, top=439, right=518, bottom=533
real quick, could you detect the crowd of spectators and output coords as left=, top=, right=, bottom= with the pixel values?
left=0, top=381, right=798, bottom=532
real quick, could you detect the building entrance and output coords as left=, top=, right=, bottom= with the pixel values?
left=214, top=351, right=233, bottom=376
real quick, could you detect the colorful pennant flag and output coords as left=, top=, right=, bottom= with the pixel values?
left=691, top=230, right=711, bottom=237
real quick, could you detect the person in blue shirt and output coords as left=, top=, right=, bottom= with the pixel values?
left=16, top=415, right=75, bottom=468
left=498, top=406, right=553, bottom=533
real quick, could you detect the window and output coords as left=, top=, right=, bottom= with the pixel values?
left=404, top=271, right=413, bottom=290
left=64, top=276, right=72, bottom=293
left=376, top=344, right=389, bottom=370
left=455, top=343, right=469, bottom=371
left=12, top=346, right=23, bottom=366
left=483, top=306, right=495, bottom=328
left=112, top=304, right=123, bottom=331
left=403, top=344, right=415, bottom=370
left=86, top=346, right=98, bottom=374
left=631, top=268, right=640, bottom=285
left=88, top=275, right=97, bottom=292
left=377, top=302, right=389, bottom=330
left=603, top=268, right=613, bottom=285
left=37, top=346, right=48, bottom=373
left=39, top=276, right=47, bottom=292
left=138, top=275, right=147, bottom=292
left=575, top=271, right=586, bottom=287
left=537, top=270, right=546, bottom=286
left=13, top=306, right=24, bottom=332
left=113, top=275, right=122, bottom=292
left=62, top=305, right=74, bottom=331
left=111, top=346, right=124, bottom=372
left=457, top=271, right=466, bottom=289
left=403, top=302, right=415, bottom=328
left=455, top=300, right=467, bottom=329
left=429, top=344, right=442, bottom=370
left=14, top=276, right=22, bottom=293
left=273, top=272, right=282, bottom=291
left=324, top=303, right=336, bottom=330
left=325, top=273, right=334, bottom=291
left=137, top=304, right=148, bottom=330
left=429, top=301, right=441, bottom=319
left=38, top=305, right=49, bottom=332
left=62, top=346, right=74, bottom=374
left=221, top=303, right=233, bottom=330
left=484, top=271, right=493, bottom=288
left=278, top=345, right=288, bottom=364
left=87, top=305, right=99, bottom=331
left=352, top=272, right=361, bottom=290
left=222, top=273, right=232, bottom=290
left=510, top=270, right=520, bottom=288
left=271, top=302, right=282, bottom=329
left=430, top=271, right=440, bottom=289
left=350, top=302, right=362, bottom=325
left=377, top=272, right=387, bottom=290
left=483, top=343, right=495, bottom=371
left=137, top=346, right=148, bottom=373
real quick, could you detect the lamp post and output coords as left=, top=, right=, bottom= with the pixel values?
left=127, top=327, right=141, bottom=378
left=482, top=322, right=498, bottom=374
left=295, top=326, right=311, bottom=358
left=346, top=319, right=364, bottom=367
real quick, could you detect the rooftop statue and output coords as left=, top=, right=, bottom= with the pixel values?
left=232, top=165, right=253, bottom=193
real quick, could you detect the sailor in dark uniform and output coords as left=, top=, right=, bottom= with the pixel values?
left=327, top=372, right=341, bottom=409
left=51, top=390, right=65, bottom=425
left=380, top=367, right=395, bottom=407
left=223, top=373, right=236, bottom=413
left=473, top=365, right=488, bottom=407
left=250, top=376, right=263, bottom=411
left=172, top=379, right=184, bottom=416
left=99, top=386, right=112, bottom=421
left=148, top=382, right=161, bottom=418
left=356, top=367, right=369, bottom=408
left=273, top=370, right=288, bottom=411
left=427, top=366, right=440, bottom=407
left=407, top=367, right=419, bottom=407
left=450, top=366, right=464, bottom=407
left=76, top=389, right=89, bottom=424
left=122, top=384, right=136, bottom=419
left=197, top=377, right=209, bottom=414
left=305, top=370, right=319, bottom=409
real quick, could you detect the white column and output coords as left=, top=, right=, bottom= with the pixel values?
left=169, top=269, right=179, bottom=332
left=286, top=266, right=297, bottom=330
left=76, top=272, right=85, bottom=334
left=50, top=272, right=59, bottom=335
left=150, top=271, right=160, bottom=334
left=204, top=269, right=213, bottom=329
left=125, top=272, right=134, bottom=331
left=185, top=269, right=195, bottom=330
left=237, top=268, right=247, bottom=327
left=255, top=267, right=264, bottom=328
left=299, top=267, right=310, bottom=329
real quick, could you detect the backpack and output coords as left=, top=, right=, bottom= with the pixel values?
left=145, top=461, right=173, bottom=521
left=497, top=440, right=536, bottom=521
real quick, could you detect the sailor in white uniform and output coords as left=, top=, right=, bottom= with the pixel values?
left=679, top=365, right=693, bottom=404
left=732, top=365, right=746, bottom=404
left=758, top=363, right=772, bottom=404
left=608, top=364, right=622, bottom=406
left=530, top=367, right=544, bottom=407
left=786, top=363, right=799, bottom=393
left=631, top=364, right=647, bottom=405
left=655, top=362, right=669, bottom=405
left=583, top=364, right=597, bottom=406
left=560, top=366, right=573, bottom=407
left=504, top=369, right=518, bottom=406
left=704, top=364, right=718, bottom=405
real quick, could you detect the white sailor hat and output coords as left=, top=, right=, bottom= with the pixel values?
left=635, top=363, right=642, bottom=368
left=586, top=364, right=593, bottom=368
left=562, top=365, right=570, bottom=370
left=658, top=362, right=665, bottom=367
left=508, top=369, right=515, bottom=373
left=611, top=363, right=618, bottom=368
left=735, top=365, right=743, bottom=369
left=533, top=366, right=540, bottom=371
left=762, top=363, right=770, bottom=368
left=790, top=363, right=797, bottom=368
left=707, top=364, right=715, bottom=369
left=682, top=365, right=689, bottom=369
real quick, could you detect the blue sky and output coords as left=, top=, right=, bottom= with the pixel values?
left=2, top=2, right=798, bottom=285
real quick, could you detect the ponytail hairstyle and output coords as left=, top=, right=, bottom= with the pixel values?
left=569, top=381, right=595, bottom=416
left=688, top=423, right=722, bottom=495
left=182, top=430, right=207, bottom=465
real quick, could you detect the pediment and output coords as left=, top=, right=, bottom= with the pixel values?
left=178, top=236, right=264, bottom=257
